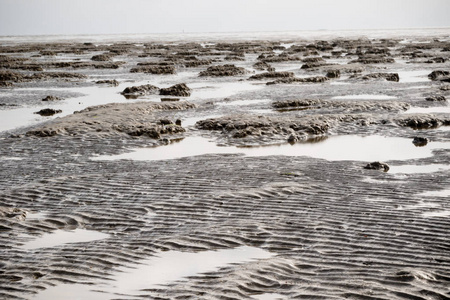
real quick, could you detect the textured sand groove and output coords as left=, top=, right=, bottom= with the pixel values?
left=1, top=151, right=450, bottom=299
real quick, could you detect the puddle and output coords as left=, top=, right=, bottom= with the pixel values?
left=26, top=212, right=47, bottom=220
left=388, top=164, right=450, bottom=174
left=397, top=70, right=431, bottom=83
left=423, top=210, right=450, bottom=218
left=331, top=95, right=397, bottom=100
left=253, top=293, right=285, bottom=300
left=402, top=85, right=429, bottom=90
left=20, top=229, right=109, bottom=250
left=216, top=99, right=270, bottom=106
left=30, top=284, right=111, bottom=300
left=190, top=82, right=263, bottom=100
left=92, top=135, right=450, bottom=162
left=0, top=156, right=23, bottom=161
left=32, top=246, right=273, bottom=299
left=109, top=246, right=273, bottom=294
left=404, top=106, right=450, bottom=114
left=397, top=202, right=440, bottom=211
left=330, top=81, right=351, bottom=85
left=418, top=189, right=450, bottom=197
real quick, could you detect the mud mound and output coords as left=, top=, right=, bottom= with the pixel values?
left=249, top=71, right=294, bottom=80
left=26, top=101, right=196, bottom=138
left=396, top=114, right=450, bottom=129
left=272, top=99, right=410, bottom=112
left=266, top=76, right=329, bottom=85
left=160, top=83, right=191, bottom=97
left=121, top=84, right=160, bottom=97
left=199, top=64, right=248, bottom=77
left=130, top=65, right=176, bottom=74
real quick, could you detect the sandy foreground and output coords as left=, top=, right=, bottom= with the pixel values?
left=0, top=31, right=450, bottom=299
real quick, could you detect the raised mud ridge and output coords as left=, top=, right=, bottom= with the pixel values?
left=26, top=101, right=196, bottom=137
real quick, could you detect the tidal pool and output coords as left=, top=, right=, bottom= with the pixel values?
left=92, top=135, right=450, bottom=162
left=32, top=246, right=273, bottom=299
left=388, top=164, right=450, bottom=174
left=331, top=94, right=397, bottom=100
left=20, top=229, right=109, bottom=250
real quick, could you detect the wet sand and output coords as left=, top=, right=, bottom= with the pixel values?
left=1, top=30, right=450, bottom=299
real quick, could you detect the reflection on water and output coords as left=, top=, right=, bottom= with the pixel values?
left=388, top=164, right=450, bottom=174
left=109, top=246, right=273, bottom=294
left=418, top=189, right=450, bottom=197
left=332, top=95, right=397, bottom=100
left=20, top=229, right=109, bottom=250
left=397, top=70, right=430, bottom=83
left=30, top=284, right=110, bottom=300
left=253, top=293, right=285, bottom=300
left=423, top=210, right=450, bottom=218
left=32, top=246, right=273, bottom=299
left=92, top=135, right=450, bottom=162
left=404, top=106, right=450, bottom=114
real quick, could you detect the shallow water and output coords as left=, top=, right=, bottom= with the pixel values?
left=0, top=80, right=263, bottom=133
left=404, top=106, right=450, bottom=114
left=92, top=135, right=450, bottom=162
left=109, top=246, right=273, bottom=294
left=418, top=189, right=450, bottom=197
left=388, top=164, right=450, bottom=174
left=32, top=246, right=273, bottom=299
left=20, top=229, right=109, bottom=250
left=253, top=293, right=285, bottom=300
left=331, top=94, right=397, bottom=100
left=422, top=210, right=450, bottom=218
left=397, top=70, right=431, bottom=83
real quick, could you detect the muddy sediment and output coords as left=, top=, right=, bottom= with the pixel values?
left=1, top=33, right=450, bottom=300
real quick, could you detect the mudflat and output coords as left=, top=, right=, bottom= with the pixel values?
left=1, top=31, right=449, bottom=299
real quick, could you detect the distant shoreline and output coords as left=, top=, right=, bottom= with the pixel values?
left=1, top=27, right=450, bottom=45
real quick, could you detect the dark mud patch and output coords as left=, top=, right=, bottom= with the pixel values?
left=199, top=64, right=248, bottom=77
left=273, top=99, right=410, bottom=112
left=396, top=114, right=450, bottom=129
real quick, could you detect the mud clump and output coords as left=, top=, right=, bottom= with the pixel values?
left=96, top=79, right=119, bottom=86
left=267, top=76, right=329, bottom=85
left=34, top=108, right=62, bottom=116
left=360, top=73, right=399, bottom=82
left=326, top=70, right=341, bottom=78
left=412, top=137, right=429, bottom=147
left=273, top=99, right=410, bottom=112
left=0, top=70, right=25, bottom=82
left=196, top=114, right=335, bottom=143
left=160, top=83, right=191, bottom=97
left=428, top=70, right=450, bottom=81
left=91, top=54, right=113, bottom=61
left=130, top=65, right=176, bottom=74
left=397, top=114, right=450, bottom=129
left=364, top=162, right=390, bottom=172
left=121, top=84, right=160, bottom=97
left=253, top=61, right=275, bottom=72
left=425, top=95, right=446, bottom=102
left=350, top=56, right=395, bottom=64
left=249, top=71, right=294, bottom=80
left=301, top=62, right=333, bottom=70
left=42, top=95, right=62, bottom=101
left=199, top=64, right=248, bottom=77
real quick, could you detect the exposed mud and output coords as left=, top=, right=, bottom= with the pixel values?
left=1, top=32, right=450, bottom=300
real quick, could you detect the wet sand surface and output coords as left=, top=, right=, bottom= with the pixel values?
left=1, top=30, right=450, bottom=299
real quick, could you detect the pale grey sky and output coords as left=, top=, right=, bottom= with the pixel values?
left=0, top=0, right=449, bottom=36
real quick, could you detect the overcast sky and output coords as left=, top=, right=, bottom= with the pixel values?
left=0, top=0, right=449, bottom=36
